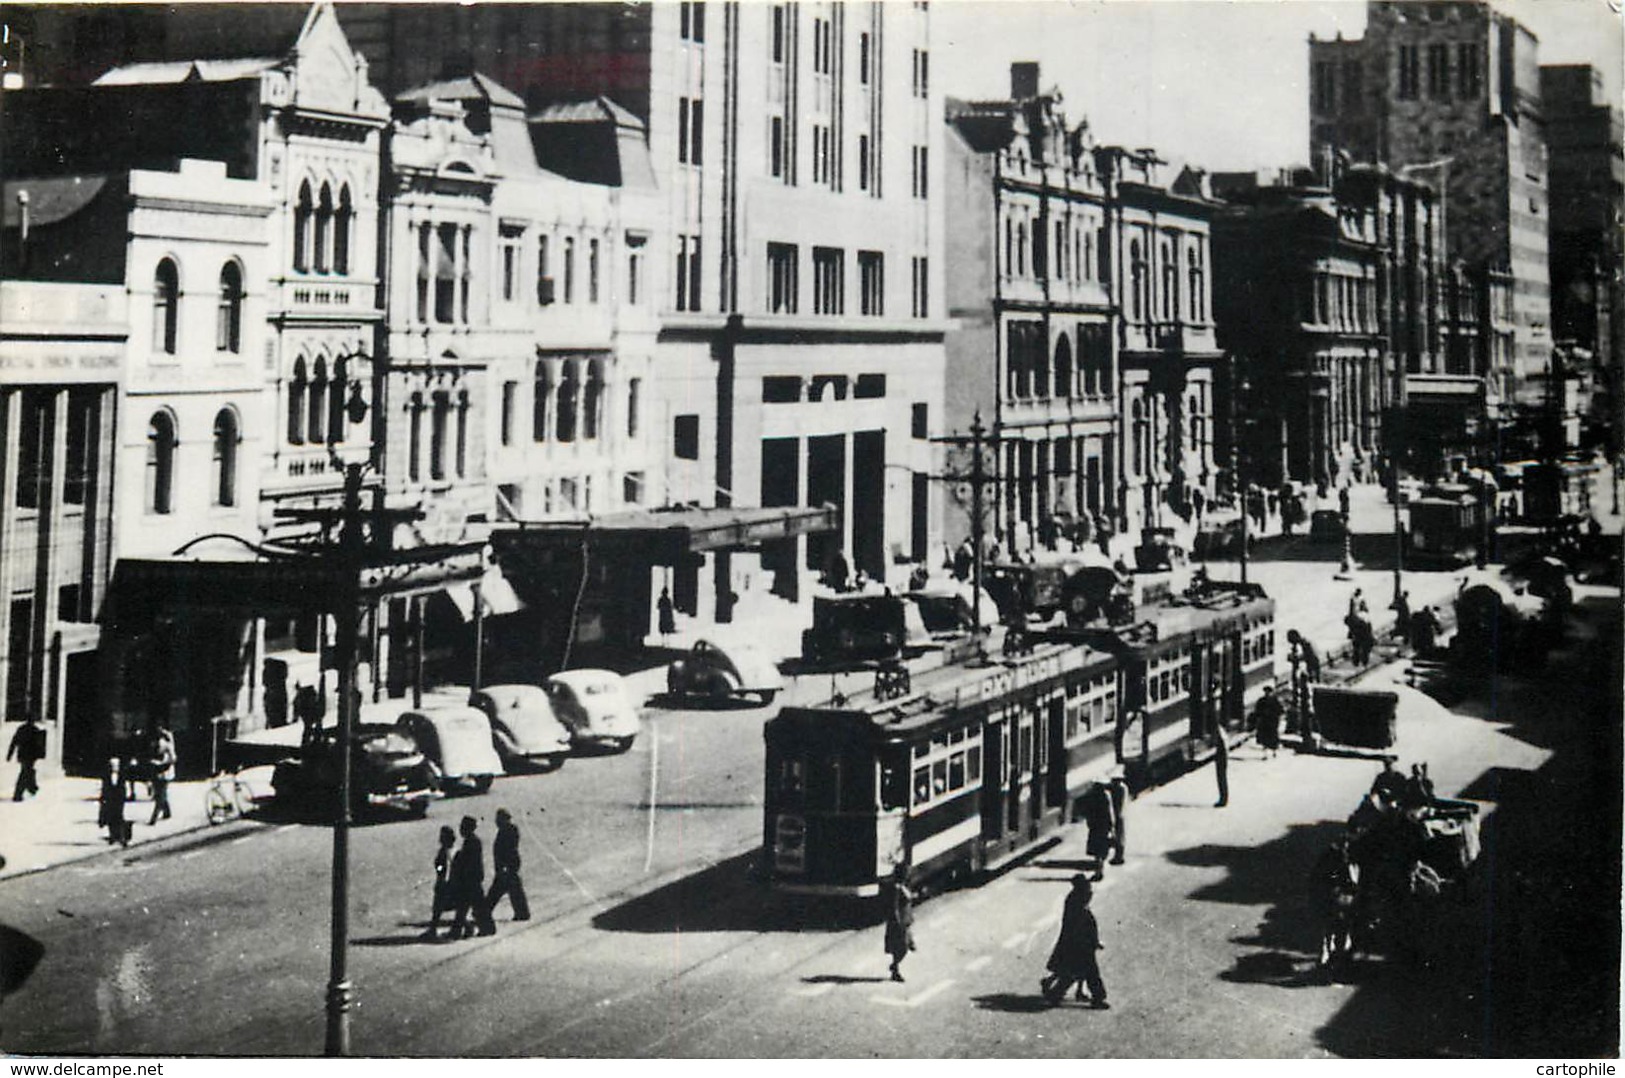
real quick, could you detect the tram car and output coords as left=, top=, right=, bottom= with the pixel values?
left=763, top=639, right=1120, bottom=896
left=983, top=562, right=1069, bottom=625
left=762, top=579, right=1279, bottom=897
left=1406, top=483, right=1489, bottom=568
left=1043, top=579, right=1276, bottom=780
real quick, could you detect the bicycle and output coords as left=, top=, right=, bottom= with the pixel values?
left=205, top=769, right=255, bottom=825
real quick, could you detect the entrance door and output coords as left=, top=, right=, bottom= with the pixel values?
left=807, top=434, right=846, bottom=574
left=62, top=649, right=99, bottom=775
left=852, top=430, right=886, bottom=581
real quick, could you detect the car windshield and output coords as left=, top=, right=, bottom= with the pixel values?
left=581, top=682, right=615, bottom=696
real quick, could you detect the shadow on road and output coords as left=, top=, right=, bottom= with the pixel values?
left=800, top=973, right=885, bottom=985
left=592, top=850, right=871, bottom=934
left=970, top=991, right=1065, bottom=1014
left=643, top=691, right=768, bottom=712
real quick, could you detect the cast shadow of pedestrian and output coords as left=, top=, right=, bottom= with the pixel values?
left=800, top=974, right=886, bottom=985
left=353, top=930, right=439, bottom=947
left=970, top=991, right=1060, bottom=1014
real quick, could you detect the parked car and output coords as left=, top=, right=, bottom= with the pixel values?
left=470, top=684, right=572, bottom=772
left=801, top=593, right=908, bottom=667
left=396, top=707, right=504, bottom=794
left=667, top=639, right=786, bottom=706
left=270, top=723, right=439, bottom=817
left=546, top=669, right=641, bottom=752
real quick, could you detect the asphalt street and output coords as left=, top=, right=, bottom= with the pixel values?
left=2, top=582, right=1617, bottom=1057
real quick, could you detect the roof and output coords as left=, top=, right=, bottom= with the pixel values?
left=529, top=96, right=645, bottom=131
left=496, top=504, right=835, bottom=559
left=395, top=71, right=525, bottom=110
left=93, top=57, right=280, bottom=86
left=3, top=175, right=112, bottom=229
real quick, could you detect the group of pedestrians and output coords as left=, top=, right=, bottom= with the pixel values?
left=423, top=808, right=531, bottom=942
left=94, top=724, right=176, bottom=847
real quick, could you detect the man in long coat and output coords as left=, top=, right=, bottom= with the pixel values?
left=449, top=815, right=496, bottom=939
left=1044, top=875, right=1108, bottom=1008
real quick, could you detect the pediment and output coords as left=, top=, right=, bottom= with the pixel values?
left=289, top=1, right=388, bottom=120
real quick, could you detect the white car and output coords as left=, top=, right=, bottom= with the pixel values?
left=396, top=707, right=505, bottom=794
left=545, top=669, right=641, bottom=753
left=470, top=684, right=573, bottom=772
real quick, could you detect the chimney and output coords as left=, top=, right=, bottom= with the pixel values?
left=1010, top=62, right=1039, bottom=102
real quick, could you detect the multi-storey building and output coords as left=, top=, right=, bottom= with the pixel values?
left=0, top=182, right=122, bottom=770
left=1212, top=163, right=1477, bottom=486
left=330, top=2, right=950, bottom=622
left=944, top=67, right=1118, bottom=554
left=1310, top=0, right=1552, bottom=411
left=1542, top=63, right=1624, bottom=440
left=945, top=64, right=1218, bottom=554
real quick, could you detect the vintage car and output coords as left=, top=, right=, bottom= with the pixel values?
left=667, top=639, right=786, bottom=706
left=396, top=707, right=505, bottom=794
left=546, top=669, right=642, bottom=752
left=470, top=684, right=573, bottom=772
left=270, top=723, right=439, bottom=817
left=906, top=581, right=1000, bottom=637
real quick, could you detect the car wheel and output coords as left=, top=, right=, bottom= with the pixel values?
left=410, top=799, right=431, bottom=819
left=757, top=689, right=779, bottom=706
left=472, top=774, right=494, bottom=794
left=615, top=736, right=636, bottom=753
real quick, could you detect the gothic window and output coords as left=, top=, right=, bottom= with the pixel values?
left=557, top=360, right=579, bottom=443
left=1053, top=335, right=1073, bottom=400
left=294, top=181, right=313, bottom=272
left=288, top=358, right=307, bottom=445
left=327, top=356, right=348, bottom=445
left=334, top=185, right=354, bottom=274
left=533, top=359, right=552, bottom=442
left=307, top=357, right=328, bottom=445
left=430, top=390, right=450, bottom=481
left=314, top=184, right=333, bottom=274
left=584, top=361, right=604, bottom=440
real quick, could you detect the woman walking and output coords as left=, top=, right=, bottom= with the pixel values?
left=883, top=864, right=916, bottom=983
left=421, top=825, right=457, bottom=941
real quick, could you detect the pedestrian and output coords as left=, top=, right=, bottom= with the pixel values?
left=146, top=724, right=175, bottom=825
left=1346, top=587, right=1368, bottom=621
left=1041, top=875, right=1109, bottom=1008
left=1081, top=781, right=1114, bottom=880
left=656, top=587, right=676, bottom=643
left=7, top=715, right=47, bottom=802
left=953, top=537, right=974, bottom=581
left=1211, top=726, right=1230, bottom=808
left=295, top=684, right=325, bottom=750
left=1348, top=612, right=1375, bottom=666
left=1287, top=629, right=1322, bottom=682
left=883, top=863, right=916, bottom=982
left=1253, top=684, right=1283, bottom=758
left=421, top=825, right=456, bottom=941
left=1390, top=591, right=1412, bottom=641
left=826, top=548, right=851, bottom=593
left=1338, top=484, right=1351, bottom=519
left=262, top=658, right=289, bottom=728
left=1312, top=836, right=1360, bottom=970
left=486, top=808, right=531, bottom=923
left=1105, top=772, right=1129, bottom=866
left=1409, top=605, right=1440, bottom=658
left=98, top=757, right=130, bottom=847
left=448, top=815, right=496, bottom=939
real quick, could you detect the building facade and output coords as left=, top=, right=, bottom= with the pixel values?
left=1309, top=0, right=1552, bottom=410
left=945, top=64, right=1217, bottom=556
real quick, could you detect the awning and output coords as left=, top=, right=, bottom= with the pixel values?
left=102, top=542, right=486, bottom=630
left=442, top=564, right=525, bottom=621
left=493, top=503, right=838, bottom=565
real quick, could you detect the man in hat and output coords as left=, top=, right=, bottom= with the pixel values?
left=1043, top=875, right=1109, bottom=1008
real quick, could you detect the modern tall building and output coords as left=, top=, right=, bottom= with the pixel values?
left=1310, top=0, right=1552, bottom=410
left=1542, top=63, right=1624, bottom=440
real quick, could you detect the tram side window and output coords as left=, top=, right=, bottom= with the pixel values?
left=913, top=766, right=931, bottom=806
left=932, top=758, right=948, bottom=795
left=948, top=751, right=966, bottom=789
left=1181, top=666, right=1191, bottom=693
left=968, top=744, right=982, bottom=782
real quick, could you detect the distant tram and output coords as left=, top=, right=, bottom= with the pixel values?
left=762, top=580, right=1277, bottom=897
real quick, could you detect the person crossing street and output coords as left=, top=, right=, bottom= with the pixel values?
left=486, top=808, right=531, bottom=923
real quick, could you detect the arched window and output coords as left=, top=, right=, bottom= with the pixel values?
left=1007, top=323, right=1029, bottom=400
left=408, top=393, right=424, bottom=481
left=1016, top=221, right=1027, bottom=276
left=1132, top=399, right=1148, bottom=476
left=455, top=390, right=470, bottom=478
left=288, top=358, right=308, bottom=445
left=1096, top=226, right=1110, bottom=282
left=216, top=262, right=243, bottom=353
left=212, top=408, right=239, bottom=507
left=1032, top=331, right=1050, bottom=397
left=1083, top=329, right=1099, bottom=397
left=293, top=182, right=313, bottom=273
left=430, top=390, right=450, bottom=480
left=557, top=360, right=579, bottom=442
left=308, top=357, right=328, bottom=445
left=146, top=411, right=177, bottom=515
left=153, top=259, right=179, bottom=355
left=327, top=356, right=348, bottom=445
left=1161, top=240, right=1177, bottom=321
left=1004, top=218, right=1013, bottom=276
left=334, top=185, right=353, bottom=275
left=532, top=359, right=552, bottom=442
left=314, top=184, right=334, bottom=274
left=583, top=361, right=604, bottom=440
left=1053, top=335, right=1073, bottom=400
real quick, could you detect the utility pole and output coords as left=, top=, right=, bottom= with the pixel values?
left=931, top=409, right=1008, bottom=656
left=275, top=456, right=421, bottom=1057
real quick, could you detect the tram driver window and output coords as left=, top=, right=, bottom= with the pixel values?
left=880, top=753, right=909, bottom=810
left=967, top=745, right=982, bottom=782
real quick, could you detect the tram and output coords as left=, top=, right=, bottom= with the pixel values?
left=761, top=578, right=1277, bottom=897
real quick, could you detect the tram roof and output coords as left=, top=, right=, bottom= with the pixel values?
left=1065, top=587, right=1275, bottom=657
left=771, top=638, right=1117, bottom=742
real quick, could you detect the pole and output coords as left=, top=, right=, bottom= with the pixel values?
left=970, top=410, right=985, bottom=653
left=324, top=463, right=363, bottom=1057
left=1232, top=360, right=1249, bottom=585
left=472, top=580, right=485, bottom=692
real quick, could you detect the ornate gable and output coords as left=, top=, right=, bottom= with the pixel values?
left=287, top=1, right=388, bottom=121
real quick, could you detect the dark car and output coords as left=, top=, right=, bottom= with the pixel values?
left=271, top=723, right=440, bottom=817
left=801, top=593, right=908, bottom=666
